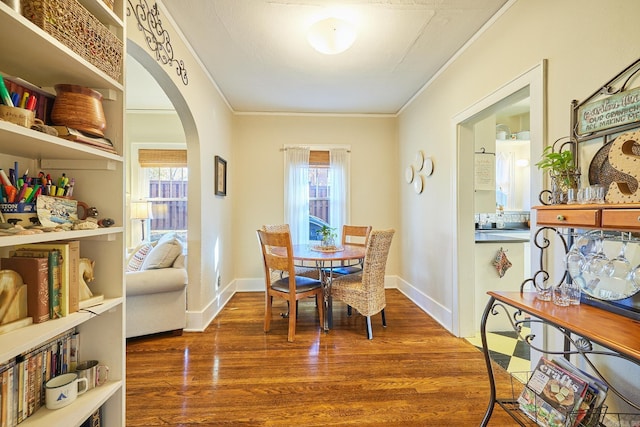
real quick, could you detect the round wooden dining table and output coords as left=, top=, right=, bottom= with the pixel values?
left=274, top=243, right=366, bottom=331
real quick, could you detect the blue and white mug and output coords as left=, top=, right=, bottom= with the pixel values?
left=45, top=372, right=88, bottom=410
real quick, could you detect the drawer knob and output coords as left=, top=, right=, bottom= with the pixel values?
left=556, top=214, right=565, bottom=221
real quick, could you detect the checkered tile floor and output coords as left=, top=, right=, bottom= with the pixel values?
left=466, top=327, right=531, bottom=373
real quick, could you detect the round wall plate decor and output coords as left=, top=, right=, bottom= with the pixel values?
left=415, top=151, right=424, bottom=171
left=405, top=165, right=414, bottom=184
left=423, top=157, right=434, bottom=176
left=413, top=175, right=424, bottom=194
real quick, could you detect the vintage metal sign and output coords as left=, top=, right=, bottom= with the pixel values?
left=577, top=86, right=640, bottom=135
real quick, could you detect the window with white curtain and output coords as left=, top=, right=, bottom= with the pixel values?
left=284, top=146, right=349, bottom=244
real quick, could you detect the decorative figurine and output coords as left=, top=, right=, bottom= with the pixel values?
left=0, top=269, right=32, bottom=334
left=78, top=258, right=104, bottom=309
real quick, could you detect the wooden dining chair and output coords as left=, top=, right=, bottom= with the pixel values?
left=330, top=225, right=372, bottom=276
left=262, top=224, right=319, bottom=279
left=257, top=229, right=325, bottom=342
left=330, top=229, right=395, bottom=339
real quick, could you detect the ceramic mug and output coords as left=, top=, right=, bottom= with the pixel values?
left=76, top=359, right=109, bottom=390
left=45, top=372, right=88, bottom=410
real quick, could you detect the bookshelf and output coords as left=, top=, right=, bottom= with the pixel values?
left=0, top=0, right=125, bottom=425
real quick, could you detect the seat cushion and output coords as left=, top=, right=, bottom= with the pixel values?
left=271, top=276, right=322, bottom=293
left=329, top=265, right=362, bottom=276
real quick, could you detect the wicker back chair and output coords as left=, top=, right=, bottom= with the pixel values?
left=330, top=225, right=372, bottom=276
left=330, top=229, right=395, bottom=339
left=257, top=229, right=324, bottom=342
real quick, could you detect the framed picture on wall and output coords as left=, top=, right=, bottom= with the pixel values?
left=215, top=155, right=227, bottom=196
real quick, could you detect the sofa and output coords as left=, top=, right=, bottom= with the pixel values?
left=125, top=234, right=188, bottom=338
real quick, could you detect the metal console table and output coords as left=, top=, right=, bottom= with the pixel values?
left=479, top=291, right=640, bottom=426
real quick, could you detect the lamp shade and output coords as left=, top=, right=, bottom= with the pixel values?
left=131, top=201, right=152, bottom=220
left=307, top=17, right=356, bottom=55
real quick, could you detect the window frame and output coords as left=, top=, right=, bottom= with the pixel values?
left=130, top=142, right=188, bottom=242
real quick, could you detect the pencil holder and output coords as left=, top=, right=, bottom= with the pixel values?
left=0, top=202, right=38, bottom=226
left=0, top=106, right=36, bottom=128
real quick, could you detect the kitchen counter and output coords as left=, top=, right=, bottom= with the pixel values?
left=474, top=229, right=531, bottom=331
left=475, top=229, right=530, bottom=243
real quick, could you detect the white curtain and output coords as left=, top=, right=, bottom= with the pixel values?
left=496, top=151, right=515, bottom=210
left=329, top=148, right=348, bottom=241
left=284, top=147, right=310, bottom=245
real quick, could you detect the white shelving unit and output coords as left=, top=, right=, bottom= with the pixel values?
left=0, top=0, right=125, bottom=425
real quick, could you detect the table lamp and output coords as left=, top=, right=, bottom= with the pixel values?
left=131, top=201, right=153, bottom=241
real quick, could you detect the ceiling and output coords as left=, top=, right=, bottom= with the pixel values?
left=127, top=0, right=510, bottom=115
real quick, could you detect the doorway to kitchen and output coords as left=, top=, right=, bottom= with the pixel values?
left=452, top=61, right=546, bottom=370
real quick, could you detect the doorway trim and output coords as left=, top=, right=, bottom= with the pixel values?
left=451, top=60, right=546, bottom=337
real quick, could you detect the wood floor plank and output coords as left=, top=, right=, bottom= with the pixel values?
left=126, top=290, right=518, bottom=426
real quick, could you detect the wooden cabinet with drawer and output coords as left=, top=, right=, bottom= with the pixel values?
left=535, top=203, right=640, bottom=231
left=601, top=208, right=640, bottom=230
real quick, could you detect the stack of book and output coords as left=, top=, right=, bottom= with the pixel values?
left=0, top=241, right=81, bottom=325
left=517, top=357, right=609, bottom=427
left=0, top=329, right=79, bottom=425
left=51, top=126, right=116, bottom=155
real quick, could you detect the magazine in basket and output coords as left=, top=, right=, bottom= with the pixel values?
left=517, top=357, right=590, bottom=427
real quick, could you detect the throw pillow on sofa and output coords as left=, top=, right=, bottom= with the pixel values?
left=141, top=236, right=183, bottom=270
left=127, top=243, right=153, bottom=272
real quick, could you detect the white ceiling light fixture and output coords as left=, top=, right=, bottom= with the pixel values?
left=307, top=17, right=357, bottom=55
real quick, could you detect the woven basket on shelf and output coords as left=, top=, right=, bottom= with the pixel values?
left=22, top=0, right=123, bottom=81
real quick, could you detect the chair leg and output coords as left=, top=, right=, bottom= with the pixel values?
left=366, top=316, right=373, bottom=340
left=287, top=298, right=297, bottom=342
left=264, top=295, right=272, bottom=333
left=317, top=291, right=325, bottom=332
left=328, top=295, right=333, bottom=329
left=381, top=309, right=386, bottom=327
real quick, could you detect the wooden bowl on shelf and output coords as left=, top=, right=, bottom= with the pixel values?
left=51, top=84, right=106, bottom=137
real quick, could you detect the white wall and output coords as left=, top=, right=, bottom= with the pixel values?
left=398, top=0, right=640, bottom=413
left=127, top=1, right=234, bottom=331
left=232, top=114, right=399, bottom=283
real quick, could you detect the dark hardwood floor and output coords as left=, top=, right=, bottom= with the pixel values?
left=126, top=290, right=517, bottom=426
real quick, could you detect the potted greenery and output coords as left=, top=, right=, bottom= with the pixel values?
left=535, top=145, right=580, bottom=204
left=317, top=225, right=337, bottom=248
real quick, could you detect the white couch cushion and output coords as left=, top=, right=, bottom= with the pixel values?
left=126, top=262, right=188, bottom=296
left=141, top=236, right=183, bottom=270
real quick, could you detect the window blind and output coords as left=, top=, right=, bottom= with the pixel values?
left=138, top=149, right=187, bottom=167
left=309, top=150, right=329, bottom=165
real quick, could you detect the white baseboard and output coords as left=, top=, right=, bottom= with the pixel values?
left=395, top=277, right=453, bottom=332
left=184, top=281, right=236, bottom=332
left=185, top=275, right=453, bottom=334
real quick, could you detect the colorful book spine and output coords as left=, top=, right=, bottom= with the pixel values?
left=0, top=329, right=76, bottom=425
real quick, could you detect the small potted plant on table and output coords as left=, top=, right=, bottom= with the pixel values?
left=317, top=225, right=337, bottom=249
left=535, top=145, right=580, bottom=204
